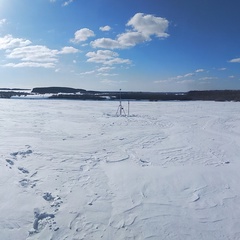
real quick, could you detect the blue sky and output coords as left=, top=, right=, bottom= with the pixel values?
left=0, top=0, right=240, bottom=92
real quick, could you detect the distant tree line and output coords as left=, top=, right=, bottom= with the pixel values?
left=1, top=87, right=240, bottom=101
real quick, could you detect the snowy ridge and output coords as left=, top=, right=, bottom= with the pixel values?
left=1, top=100, right=240, bottom=239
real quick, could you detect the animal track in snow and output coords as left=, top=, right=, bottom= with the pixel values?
left=28, top=208, right=57, bottom=235
left=19, top=179, right=37, bottom=188
left=10, top=145, right=33, bottom=161
left=6, top=159, right=14, bottom=165
left=28, top=192, right=61, bottom=235
left=42, top=192, right=63, bottom=215
left=18, top=167, right=29, bottom=174
left=42, top=192, right=54, bottom=201
left=10, top=149, right=33, bottom=158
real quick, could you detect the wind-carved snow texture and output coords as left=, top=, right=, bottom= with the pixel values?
left=1, top=100, right=240, bottom=240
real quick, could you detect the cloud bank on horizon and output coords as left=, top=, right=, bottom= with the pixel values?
left=0, top=0, right=240, bottom=91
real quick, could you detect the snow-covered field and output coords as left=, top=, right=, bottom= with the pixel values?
left=1, top=99, right=240, bottom=240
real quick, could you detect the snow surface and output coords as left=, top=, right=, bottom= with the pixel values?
left=1, top=99, right=240, bottom=240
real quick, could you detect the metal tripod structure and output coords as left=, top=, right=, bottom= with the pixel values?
left=116, top=89, right=127, bottom=116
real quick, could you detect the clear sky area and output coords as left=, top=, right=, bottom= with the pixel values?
left=0, top=0, right=240, bottom=92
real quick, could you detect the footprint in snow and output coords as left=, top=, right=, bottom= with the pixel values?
left=29, top=208, right=57, bottom=235
left=6, top=159, right=14, bottom=165
left=19, top=179, right=37, bottom=188
left=18, top=167, right=29, bottom=174
left=42, top=192, right=63, bottom=212
left=10, top=149, right=33, bottom=158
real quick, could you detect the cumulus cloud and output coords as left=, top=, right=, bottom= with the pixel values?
left=59, top=46, right=79, bottom=54
left=91, top=38, right=121, bottom=49
left=86, top=50, right=118, bottom=60
left=71, top=28, right=95, bottom=43
left=99, top=25, right=111, bottom=32
left=126, top=13, right=169, bottom=38
left=117, top=31, right=148, bottom=48
left=229, top=58, right=240, bottom=63
left=4, top=44, right=78, bottom=68
left=6, top=45, right=59, bottom=63
left=91, top=13, right=169, bottom=49
left=0, top=35, right=31, bottom=50
left=86, top=50, right=131, bottom=65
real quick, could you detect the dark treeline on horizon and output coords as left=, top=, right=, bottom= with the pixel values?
left=1, top=87, right=240, bottom=101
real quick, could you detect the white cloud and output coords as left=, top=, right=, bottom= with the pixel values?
left=86, top=50, right=118, bottom=60
left=170, top=71, right=196, bottom=81
left=0, top=35, right=31, bottom=50
left=97, top=73, right=118, bottom=76
left=171, top=73, right=194, bottom=80
left=99, top=25, right=111, bottom=32
left=229, top=75, right=235, bottom=78
left=117, top=31, right=148, bottom=48
left=2, top=62, right=55, bottom=68
left=229, top=58, right=240, bottom=63
left=218, top=67, right=227, bottom=71
left=127, top=13, right=169, bottom=38
left=91, top=13, right=169, bottom=49
left=91, top=38, right=121, bottom=49
left=6, top=45, right=59, bottom=63
left=4, top=44, right=78, bottom=68
left=184, top=73, right=194, bottom=77
left=62, top=0, right=74, bottom=6
left=0, top=19, right=6, bottom=26
left=86, top=50, right=131, bottom=65
left=81, top=43, right=88, bottom=47
left=71, top=28, right=95, bottom=43
left=79, top=70, right=95, bottom=75
left=97, top=66, right=115, bottom=72
left=195, top=69, right=204, bottom=73
left=59, top=46, right=79, bottom=54
left=200, top=77, right=217, bottom=80
left=104, top=58, right=131, bottom=65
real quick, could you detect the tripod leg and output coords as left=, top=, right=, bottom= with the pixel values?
left=116, top=105, right=121, bottom=116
